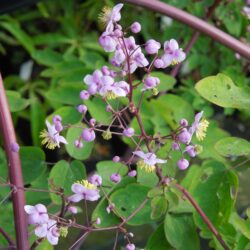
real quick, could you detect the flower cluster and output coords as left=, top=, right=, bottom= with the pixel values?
left=24, top=204, right=60, bottom=245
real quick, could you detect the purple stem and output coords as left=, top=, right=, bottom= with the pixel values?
left=122, top=0, right=250, bottom=59
left=0, top=74, right=29, bottom=249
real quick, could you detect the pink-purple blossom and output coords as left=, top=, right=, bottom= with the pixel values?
left=89, top=174, right=102, bottom=186
left=68, top=181, right=100, bottom=202
left=145, top=39, right=161, bottom=54
left=81, top=128, right=96, bottom=142
left=142, top=75, right=160, bottom=91
left=123, top=127, right=135, bottom=137
left=110, top=173, right=121, bottom=183
left=24, top=204, right=49, bottom=225
left=125, top=243, right=135, bottom=250
left=177, top=158, right=189, bottom=170
left=131, top=22, right=141, bottom=33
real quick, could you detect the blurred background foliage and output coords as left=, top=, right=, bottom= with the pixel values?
left=0, top=0, right=249, bottom=249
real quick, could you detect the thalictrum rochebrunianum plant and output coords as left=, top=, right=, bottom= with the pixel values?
left=22, top=3, right=237, bottom=250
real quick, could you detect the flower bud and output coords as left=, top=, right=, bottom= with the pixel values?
left=154, top=58, right=164, bottom=68
left=89, top=174, right=102, bottom=186
left=99, top=35, right=116, bottom=52
left=80, top=90, right=90, bottom=100
left=101, top=66, right=110, bottom=75
left=55, top=122, right=63, bottom=132
left=52, top=115, right=62, bottom=124
left=68, top=206, right=78, bottom=214
left=177, top=158, right=189, bottom=170
left=131, top=22, right=141, bottom=33
left=106, top=203, right=115, bottom=214
left=172, top=142, right=180, bottom=151
left=81, top=128, right=96, bottom=142
left=179, top=119, right=188, bottom=127
left=125, top=243, right=135, bottom=250
left=185, top=145, right=196, bottom=157
left=89, top=118, right=96, bottom=127
left=178, top=129, right=191, bottom=144
left=77, top=104, right=87, bottom=114
left=128, top=170, right=137, bottom=177
left=106, top=104, right=113, bottom=112
left=145, top=39, right=161, bottom=54
left=112, top=156, right=120, bottom=162
left=110, top=173, right=121, bottom=183
left=123, top=127, right=135, bottom=137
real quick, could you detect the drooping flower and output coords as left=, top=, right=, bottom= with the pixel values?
left=133, top=151, right=166, bottom=172
left=89, top=174, right=102, bottom=186
left=110, top=173, right=121, bottom=183
left=68, top=180, right=100, bottom=202
left=189, top=111, right=209, bottom=141
left=35, top=219, right=59, bottom=245
left=99, top=4, right=124, bottom=33
left=81, top=128, right=96, bottom=142
left=178, top=128, right=192, bottom=145
left=40, top=121, right=67, bottom=150
left=160, top=39, right=186, bottom=67
left=145, top=39, right=161, bottom=54
left=142, top=75, right=160, bottom=91
left=24, top=204, right=49, bottom=225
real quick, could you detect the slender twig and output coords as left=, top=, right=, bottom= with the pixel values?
left=175, top=183, right=230, bottom=250
left=69, top=231, right=90, bottom=250
left=0, top=227, right=15, bottom=248
left=113, top=230, right=119, bottom=250
left=122, top=0, right=250, bottom=59
left=0, top=74, right=29, bottom=249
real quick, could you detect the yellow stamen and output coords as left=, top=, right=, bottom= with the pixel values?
left=99, top=6, right=112, bottom=26
left=77, top=180, right=96, bottom=189
left=196, top=119, right=209, bottom=141
left=106, top=91, right=117, bottom=100
left=137, top=160, right=155, bottom=173
left=40, top=130, right=57, bottom=150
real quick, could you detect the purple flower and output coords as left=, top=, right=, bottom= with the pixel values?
left=89, top=174, right=102, bottom=186
left=125, top=243, right=135, bottom=250
left=99, top=80, right=130, bottom=99
left=243, top=6, right=250, bottom=19
left=178, top=128, right=191, bottom=145
left=145, top=39, right=161, bottom=54
left=24, top=204, right=49, bottom=225
left=80, top=90, right=90, bottom=100
left=123, top=127, right=135, bottom=137
left=128, top=170, right=137, bottom=177
left=96, top=217, right=101, bottom=225
left=184, top=145, right=196, bottom=157
left=52, top=115, right=62, bottom=124
left=74, top=140, right=83, bottom=148
left=189, top=111, right=209, bottom=141
left=68, top=180, right=100, bottom=202
left=81, top=128, right=96, bottom=142
left=131, top=22, right=141, bottom=33
left=154, top=58, right=164, bottom=68
left=35, top=219, right=59, bottom=245
left=177, top=158, right=189, bottom=170
left=40, top=121, right=67, bottom=150
left=142, top=76, right=160, bottom=91
left=179, top=118, right=188, bottom=127
left=110, top=173, right=121, bottom=183
left=100, top=4, right=124, bottom=33
left=160, top=39, right=186, bottom=67
left=133, top=151, right=166, bottom=172
left=77, top=104, right=87, bottom=114
left=99, top=34, right=117, bottom=52
left=172, top=142, right=180, bottom=151
left=68, top=206, right=78, bottom=214
left=112, top=156, right=120, bottom=162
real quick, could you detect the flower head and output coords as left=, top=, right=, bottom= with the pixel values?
left=40, top=121, right=67, bottom=150
left=189, top=111, right=209, bottom=141
left=68, top=180, right=100, bottom=202
left=24, top=204, right=49, bottom=225
left=133, top=151, right=166, bottom=172
left=35, top=219, right=59, bottom=245
left=99, top=4, right=123, bottom=33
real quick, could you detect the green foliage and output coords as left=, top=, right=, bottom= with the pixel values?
left=49, top=160, right=86, bottom=204
left=195, top=74, right=250, bottom=109
left=6, top=90, right=29, bottom=112
left=215, top=137, right=250, bottom=157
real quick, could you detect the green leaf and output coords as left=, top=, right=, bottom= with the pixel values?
left=65, top=124, right=94, bottom=160
left=47, top=106, right=81, bottom=124
left=230, top=212, right=250, bottom=240
left=84, top=97, right=112, bottom=124
left=137, top=166, right=159, bottom=187
left=110, top=183, right=152, bottom=226
left=32, top=49, right=62, bottom=66
left=190, top=161, right=238, bottom=237
left=1, top=21, right=35, bottom=54
left=96, top=161, right=128, bottom=193
left=164, top=213, right=200, bottom=250
left=151, top=94, right=194, bottom=129
left=30, top=94, right=45, bottom=146
left=49, top=160, right=86, bottom=204
left=150, top=196, right=168, bottom=220
left=146, top=224, right=173, bottom=250
left=20, top=146, right=46, bottom=184
left=147, top=187, right=164, bottom=198
left=150, top=72, right=176, bottom=92
left=46, top=85, right=82, bottom=106
left=195, top=74, right=250, bottom=109
left=215, top=137, right=250, bottom=157
left=6, top=90, right=29, bottom=112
